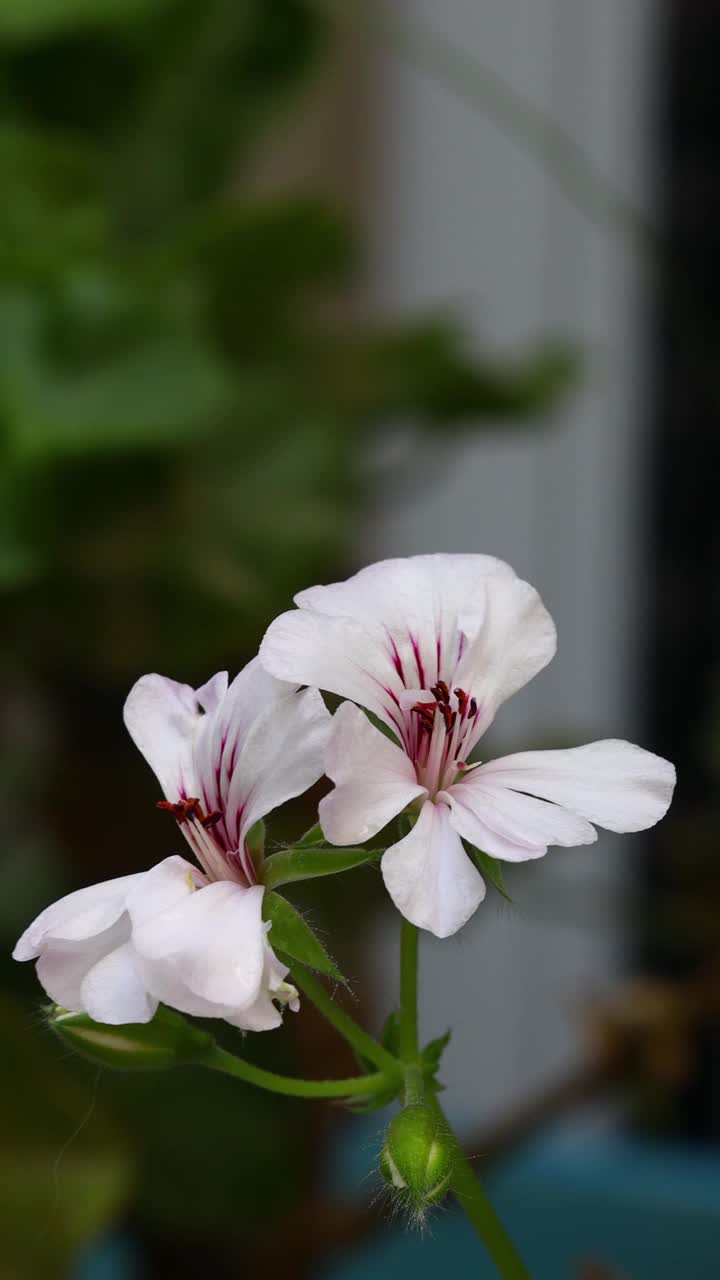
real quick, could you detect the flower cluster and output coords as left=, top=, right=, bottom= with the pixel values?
left=14, top=554, right=676, bottom=1028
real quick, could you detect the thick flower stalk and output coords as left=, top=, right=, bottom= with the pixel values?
left=14, top=659, right=331, bottom=1028
left=260, top=554, right=676, bottom=937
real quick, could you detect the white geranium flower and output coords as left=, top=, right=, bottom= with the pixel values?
left=14, top=659, right=331, bottom=1028
left=260, top=555, right=676, bottom=938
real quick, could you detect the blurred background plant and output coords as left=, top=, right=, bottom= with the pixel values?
left=0, top=2, right=576, bottom=1276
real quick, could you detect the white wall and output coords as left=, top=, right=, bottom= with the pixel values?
left=365, top=0, right=662, bottom=1121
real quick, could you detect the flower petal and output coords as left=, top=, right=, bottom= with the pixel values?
left=294, top=554, right=517, bottom=689
left=473, top=740, right=676, bottom=833
left=225, top=686, right=332, bottom=848
left=444, top=778, right=597, bottom=862
left=129, top=861, right=266, bottom=1012
left=319, top=701, right=426, bottom=844
left=454, top=573, right=556, bottom=739
left=193, top=657, right=297, bottom=817
left=381, top=800, right=486, bottom=938
left=124, top=673, right=227, bottom=800
left=79, top=942, right=157, bottom=1025
left=260, top=608, right=403, bottom=731
left=34, top=918, right=129, bottom=1010
left=13, top=873, right=144, bottom=961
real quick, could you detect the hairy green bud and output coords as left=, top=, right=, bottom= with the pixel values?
left=49, top=1005, right=215, bottom=1071
left=380, top=1103, right=454, bottom=1211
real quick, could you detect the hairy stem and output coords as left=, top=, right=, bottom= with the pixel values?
left=428, top=1094, right=532, bottom=1280
left=207, top=1045, right=393, bottom=1100
left=398, top=918, right=420, bottom=1062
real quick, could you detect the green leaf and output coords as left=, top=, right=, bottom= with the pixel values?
left=467, top=844, right=513, bottom=902
left=262, top=844, right=379, bottom=890
left=263, top=890, right=344, bottom=982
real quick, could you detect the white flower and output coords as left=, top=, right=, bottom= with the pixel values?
left=260, top=554, right=676, bottom=938
left=14, top=659, right=330, bottom=1027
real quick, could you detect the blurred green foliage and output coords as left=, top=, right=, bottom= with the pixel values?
left=0, top=1, right=575, bottom=1274
left=0, top=0, right=574, bottom=684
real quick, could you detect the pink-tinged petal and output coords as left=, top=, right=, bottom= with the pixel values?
left=79, top=942, right=157, bottom=1025
left=444, top=779, right=596, bottom=862
left=319, top=701, right=426, bottom=845
left=35, top=918, right=130, bottom=1011
left=260, top=609, right=403, bottom=732
left=293, top=554, right=517, bottom=689
left=381, top=800, right=486, bottom=938
left=129, top=865, right=266, bottom=1012
left=124, top=673, right=226, bottom=800
left=454, top=573, right=557, bottom=740
left=474, top=740, right=676, bottom=833
left=193, top=657, right=296, bottom=817
left=226, top=943, right=296, bottom=1032
left=13, top=873, right=144, bottom=961
left=226, top=687, right=332, bottom=848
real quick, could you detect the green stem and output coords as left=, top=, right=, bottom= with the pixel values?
left=291, top=964, right=402, bottom=1078
left=428, top=1094, right=531, bottom=1280
left=207, top=1045, right=392, bottom=1101
left=398, top=918, right=419, bottom=1062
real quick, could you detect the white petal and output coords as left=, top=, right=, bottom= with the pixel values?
left=13, top=873, right=144, bottom=961
left=35, top=917, right=130, bottom=1010
left=226, top=686, right=332, bottom=848
left=319, top=701, right=426, bottom=844
left=130, top=869, right=266, bottom=1013
left=260, top=556, right=520, bottom=732
left=80, top=942, right=157, bottom=1025
left=474, top=740, right=676, bottom=833
left=381, top=800, right=486, bottom=938
left=260, top=608, right=404, bottom=732
left=454, top=573, right=556, bottom=739
left=193, top=656, right=297, bottom=816
left=226, top=943, right=294, bottom=1032
left=444, top=779, right=597, bottom=862
left=123, top=673, right=225, bottom=799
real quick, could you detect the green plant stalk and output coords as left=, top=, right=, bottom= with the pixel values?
left=398, top=918, right=420, bottom=1062
left=395, top=918, right=530, bottom=1277
left=428, top=1093, right=532, bottom=1280
left=207, top=1045, right=392, bottom=1100
left=291, top=963, right=402, bottom=1078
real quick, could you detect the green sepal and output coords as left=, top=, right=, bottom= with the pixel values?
left=49, top=1005, right=215, bottom=1071
left=467, top=843, right=512, bottom=902
left=261, top=844, right=379, bottom=890
left=295, top=822, right=326, bottom=848
left=263, top=890, right=345, bottom=983
left=421, top=1029, right=451, bottom=1084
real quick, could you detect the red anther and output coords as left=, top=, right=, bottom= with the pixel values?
left=157, top=797, right=222, bottom=828
left=430, top=680, right=450, bottom=704
left=469, top=697, right=478, bottom=718
left=439, top=703, right=456, bottom=732
left=412, top=702, right=436, bottom=724
left=201, top=809, right=223, bottom=830
left=454, top=687, right=469, bottom=717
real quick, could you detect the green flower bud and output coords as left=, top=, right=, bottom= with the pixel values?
left=49, top=1005, right=215, bottom=1071
left=380, top=1103, right=454, bottom=1211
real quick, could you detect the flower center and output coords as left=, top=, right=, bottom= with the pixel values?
left=156, top=797, right=254, bottom=886
left=410, top=681, right=479, bottom=796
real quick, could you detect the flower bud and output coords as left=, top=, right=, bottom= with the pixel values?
left=380, top=1103, right=454, bottom=1212
left=49, top=1005, right=215, bottom=1071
